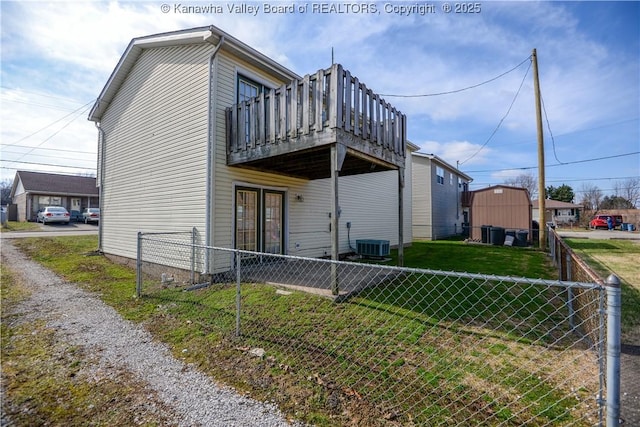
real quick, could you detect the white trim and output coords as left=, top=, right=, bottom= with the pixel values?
left=234, top=65, right=278, bottom=93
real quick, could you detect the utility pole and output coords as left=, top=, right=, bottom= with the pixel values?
left=532, top=49, right=546, bottom=250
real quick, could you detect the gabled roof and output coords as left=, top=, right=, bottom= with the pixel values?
left=411, top=152, right=473, bottom=182
left=531, top=199, right=583, bottom=209
left=88, top=25, right=300, bottom=122
left=470, top=185, right=532, bottom=204
left=473, top=184, right=528, bottom=194
left=11, top=171, right=98, bottom=198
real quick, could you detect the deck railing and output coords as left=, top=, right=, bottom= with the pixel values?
left=226, top=63, right=406, bottom=164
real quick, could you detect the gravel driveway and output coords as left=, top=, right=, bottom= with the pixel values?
left=1, top=240, right=296, bottom=427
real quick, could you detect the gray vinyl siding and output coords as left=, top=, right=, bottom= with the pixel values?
left=430, top=166, right=462, bottom=239
left=412, top=154, right=465, bottom=240
left=100, top=44, right=211, bottom=259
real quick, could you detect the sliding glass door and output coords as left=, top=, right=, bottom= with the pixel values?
left=235, top=187, right=284, bottom=255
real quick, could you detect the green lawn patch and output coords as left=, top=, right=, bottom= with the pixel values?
left=10, top=236, right=597, bottom=426
left=564, top=238, right=640, bottom=340
left=0, top=221, right=41, bottom=232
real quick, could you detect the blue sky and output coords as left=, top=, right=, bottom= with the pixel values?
left=1, top=0, right=638, bottom=202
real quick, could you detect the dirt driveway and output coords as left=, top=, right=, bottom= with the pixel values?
left=1, top=240, right=297, bottom=426
left=557, top=228, right=640, bottom=240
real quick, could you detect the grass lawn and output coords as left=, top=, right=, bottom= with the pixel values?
left=0, top=221, right=41, bottom=232
left=563, top=238, right=640, bottom=342
left=6, top=236, right=600, bottom=426
left=388, top=238, right=554, bottom=279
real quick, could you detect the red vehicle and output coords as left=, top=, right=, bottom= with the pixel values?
left=590, top=215, right=622, bottom=230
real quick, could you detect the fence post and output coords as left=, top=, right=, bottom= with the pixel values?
left=557, top=241, right=563, bottom=280
left=606, top=274, right=621, bottom=426
left=190, top=227, right=196, bottom=284
left=235, top=251, right=242, bottom=338
left=566, top=253, right=575, bottom=330
left=136, top=231, right=142, bottom=298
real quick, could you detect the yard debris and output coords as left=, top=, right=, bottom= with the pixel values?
left=383, top=410, right=401, bottom=420
left=248, top=348, right=266, bottom=358
left=279, top=363, right=291, bottom=372
left=342, top=387, right=362, bottom=399
left=309, top=373, right=326, bottom=386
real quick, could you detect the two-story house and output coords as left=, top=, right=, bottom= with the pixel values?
left=88, top=26, right=413, bottom=275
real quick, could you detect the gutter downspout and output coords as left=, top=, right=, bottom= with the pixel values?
left=95, top=121, right=105, bottom=253
left=204, top=33, right=225, bottom=274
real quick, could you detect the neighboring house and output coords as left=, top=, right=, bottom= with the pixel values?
left=10, top=171, right=99, bottom=222
left=88, top=26, right=413, bottom=276
left=531, top=199, right=582, bottom=226
left=467, top=185, right=532, bottom=242
left=411, top=152, right=473, bottom=240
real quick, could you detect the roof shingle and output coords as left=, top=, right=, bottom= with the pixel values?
left=16, top=171, right=98, bottom=196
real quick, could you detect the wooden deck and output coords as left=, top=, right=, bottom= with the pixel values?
left=226, top=63, right=407, bottom=179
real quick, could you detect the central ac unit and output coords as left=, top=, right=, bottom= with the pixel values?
left=356, top=239, right=390, bottom=257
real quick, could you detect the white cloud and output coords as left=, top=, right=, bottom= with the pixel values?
left=1, top=0, right=637, bottom=190
left=418, top=139, right=494, bottom=167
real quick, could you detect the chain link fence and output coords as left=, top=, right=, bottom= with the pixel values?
left=136, top=230, right=620, bottom=426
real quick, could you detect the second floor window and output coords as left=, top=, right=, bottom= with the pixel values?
left=436, top=166, right=444, bottom=185
left=238, top=75, right=263, bottom=143
left=238, top=75, right=261, bottom=103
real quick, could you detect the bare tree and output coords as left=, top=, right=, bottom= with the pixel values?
left=504, top=173, right=538, bottom=199
left=0, top=179, right=13, bottom=206
left=614, top=177, right=640, bottom=208
left=579, top=183, right=603, bottom=211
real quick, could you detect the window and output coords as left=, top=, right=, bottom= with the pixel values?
left=38, top=196, right=61, bottom=206
left=436, top=166, right=444, bottom=185
left=238, top=75, right=261, bottom=103
left=238, top=75, right=263, bottom=144
left=450, top=173, right=454, bottom=185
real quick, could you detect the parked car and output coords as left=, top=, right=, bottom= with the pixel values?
left=589, top=215, right=623, bottom=230
left=70, top=210, right=82, bottom=222
left=37, top=206, right=70, bottom=224
left=82, top=208, right=100, bottom=224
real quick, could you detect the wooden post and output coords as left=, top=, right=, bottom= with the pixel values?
left=532, top=48, right=546, bottom=250
left=330, top=144, right=340, bottom=295
left=398, top=166, right=405, bottom=267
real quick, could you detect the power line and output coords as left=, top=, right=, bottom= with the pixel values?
left=5, top=100, right=95, bottom=147
left=8, top=103, right=94, bottom=166
left=0, top=159, right=96, bottom=171
left=541, top=93, right=563, bottom=164
left=1, top=150, right=96, bottom=162
left=463, top=151, right=640, bottom=173
left=471, top=176, right=640, bottom=186
left=380, top=56, right=532, bottom=98
left=0, top=85, right=88, bottom=104
left=459, top=60, right=532, bottom=166
left=0, top=166, right=95, bottom=177
left=0, top=97, right=84, bottom=113
left=0, top=144, right=96, bottom=155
